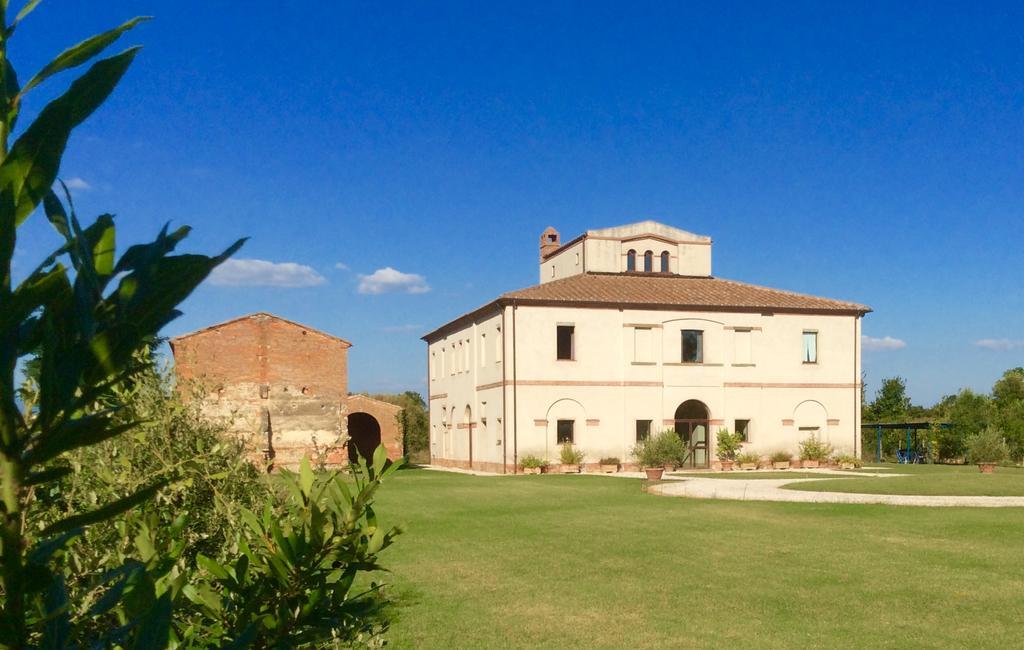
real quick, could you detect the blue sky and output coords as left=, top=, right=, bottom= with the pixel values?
left=14, top=1, right=1023, bottom=404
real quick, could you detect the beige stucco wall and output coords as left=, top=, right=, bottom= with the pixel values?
left=540, top=240, right=585, bottom=283
left=428, top=303, right=862, bottom=471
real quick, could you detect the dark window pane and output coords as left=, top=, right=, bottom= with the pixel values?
left=682, top=330, right=703, bottom=363
left=557, top=420, right=574, bottom=444
left=557, top=325, right=574, bottom=360
left=626, top=250, right=636, bottom=271
left=636, top=419, right=652, bottom=442
left=660, top=251, right=669, bottom=272
left=644, top=250, right=653, bottom=272
left=735, top=419, right=750, bottom=442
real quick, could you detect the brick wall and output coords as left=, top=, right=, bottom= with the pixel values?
left=172, top=313, right=350, bottom=468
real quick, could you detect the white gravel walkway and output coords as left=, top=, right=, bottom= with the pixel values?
left=648, top=474, right=1024, bottom=508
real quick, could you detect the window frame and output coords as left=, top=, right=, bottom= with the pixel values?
left=636, top=419, right=652, bottom=442
left=660, top=251, right=669, bottom=273
left=681, top=329, right=704, bottom=364
left=626, top=249, right=637, bottom=272
left=556, top=419, right=575, bottom=444
left=556, top=324, right=575, bottom=361
left=735, top=419, right=751, bottom=443
left=643, top=250, right=653, bottom=272
left=802, top=330, right=818, bottom=364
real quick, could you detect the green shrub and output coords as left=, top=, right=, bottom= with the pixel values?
left=559, top=443, right=585, bottom=465
left=966, top=427, right=1010, bottom=464
left=736, top=451, right=761, bottom=465
left=599, top=457, right=621, bottom=465
left=833, top=453, right=863, bottom=468
left=633, top=430, right=685, bottom=468
left=715, top=428, right=743, bottom=461
left=798, top=434, right=834, bottom=461
left=770, top=450, right=793, bottom=463
left=520, top=454, right=548, bottom=469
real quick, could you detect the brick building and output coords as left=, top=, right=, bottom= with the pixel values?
left=170, top=312, right=402, bottom=468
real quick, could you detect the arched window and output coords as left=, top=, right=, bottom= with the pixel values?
left=643, top=250, right=653, bottom=272
left=626, top=249, right=636, bottom=272
left=660, top=251, right=669, bottom=273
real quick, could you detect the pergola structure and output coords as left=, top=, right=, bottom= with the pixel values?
left=861, top=421, right=952, bottom=463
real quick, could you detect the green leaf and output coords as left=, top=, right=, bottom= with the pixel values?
left=196, top=554, right=230, bottom=581
left=130, top=591, right=171, bottom=650
left=41, top=481, right=166, bottom=537
left=299, top=454, right=314, bottom=496
left=12, top=0, right=44, bottom=28
left=20, top=17, right=150, bottom=96
left=0, top=47, right=139, bottom=226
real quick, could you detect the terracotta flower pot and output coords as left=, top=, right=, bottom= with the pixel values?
left=561, top=464, right=580, bottom=474
left=772, top=461, right=790, bottom=470
left=840, top=462, right=856, bottom=470
left=644, top=467, right=665, bottom=480
left=523, top=466, right=541, bottom=475
left=740, top=463, right=757, bottom=471
left=662, top=464, right=676, bottom=472
left=978, top=463, right=996, bottom=474
left=802, top=459, right=819, bottom=469
left=720, top=460, right=735, bottom=471
left=600, top=464, right=619, bottom=474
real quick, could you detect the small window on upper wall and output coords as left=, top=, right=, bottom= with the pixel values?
left=575, top=252, right=580, bottom=265
left=735, top=419, right=750, bottom=442
left=550, top=265, right=555, bottom=278
left=626, top=249, right=637, bottom=271
left=495, top=326, right=503, bottom=363
left=643, top=250, right=653, bottom=272
left=480, top=333, right=487, bottom=367
left=556, top=325, right=575, bottom=360
left=557, top=420, right=575, bottom=444
left=660, top=251, right=669, bottom=272
left=636, top=420, right=652, bottom=442
left=682, top=330, right=704, bottom=363
left=802, top=331, right=818, bottom=364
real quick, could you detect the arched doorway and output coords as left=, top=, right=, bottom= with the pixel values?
left=673, top=400, right=710, bottom=468
left=347, top=412, right=381, bottom=463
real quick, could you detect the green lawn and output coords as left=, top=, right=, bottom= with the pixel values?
left=785, top=463, right=1024, bottom=496
left=373, top=469, right=1024, bottom=648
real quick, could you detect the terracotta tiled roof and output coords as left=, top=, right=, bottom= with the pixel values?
left=423, top=273, right=869, bottom=341
left=501, top=273, right=870, bottom=313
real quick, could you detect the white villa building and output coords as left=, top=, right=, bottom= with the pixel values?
left=422, top=221, right=870, bottom=473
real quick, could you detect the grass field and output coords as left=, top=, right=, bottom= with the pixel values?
left=785, top=463, right=1024, bottom=497
left=373, top=469, right=1024, bottom=648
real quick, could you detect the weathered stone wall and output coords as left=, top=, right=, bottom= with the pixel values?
left=346, top=394, right=403, bottom=461
left=172, top=313, right=350, bottom=468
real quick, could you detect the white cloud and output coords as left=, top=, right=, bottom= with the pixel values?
left=334, top=262, right=350, bottom=271
left=862, top=335, right=906, bottom=351
left=208, top=258, right=326, bottom=288
left=357, top=267, right=430, bottom=295
left=62, top=177, right=91, bottom=191
left=973, top=339, right=1024, bottom=351
left=382, top=324, right=423, bottom=333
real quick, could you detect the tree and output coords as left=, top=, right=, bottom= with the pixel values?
left=993, top=367, right=1024, bottom=409
left=935, top=389, right=994, bottom=461
left=864, top=377, right=912, bottom=423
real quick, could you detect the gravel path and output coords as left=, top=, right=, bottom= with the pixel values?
left=648, top=474, right=1024, bottom=508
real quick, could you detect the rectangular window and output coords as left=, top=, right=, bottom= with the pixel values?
left=636, top=419, right=652, bottom=442
left=557, top=419, right=574, bottom=444
left=735, top=419, right=750, bottom=442
left=495, top=327, right=503, bottom=363
left=480, top=333, right=487, bottom=367
left=734, top=329, right=751, bottom=364
left=634, top=327, right=652, bottom=362
left=431, top=352, right=436, bottom=380
left=682, top=330, right=703, bottom=363
left=465, top=338, right=470, bottom=370
left=557, top=325, right=575, bottom=360
left=802, top=331, right=818, bottom=364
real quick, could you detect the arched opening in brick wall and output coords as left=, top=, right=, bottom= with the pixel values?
left=347, top=412, right=382, bottom=462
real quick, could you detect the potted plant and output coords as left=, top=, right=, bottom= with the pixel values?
left=599, top=456, right=620, bottom=473
left=966, top=427, right=1009, bottom=474
left=520, top=454, right=547, bottom=475
left=833, top=453, right=862, bottom=470
left=798, top=434, right=834, bottom=469
left=559, top=443, right=584, bottom=473
left=715, top=427, right=742, bottom=471
left=632, top=433, right=679, bottom=480
left=737, top=451, right=760, bottom=470
left=770, top=450, right=792, bottom=470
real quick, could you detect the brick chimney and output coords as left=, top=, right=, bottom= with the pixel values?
left=539, top=226, right=561, bottom=260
